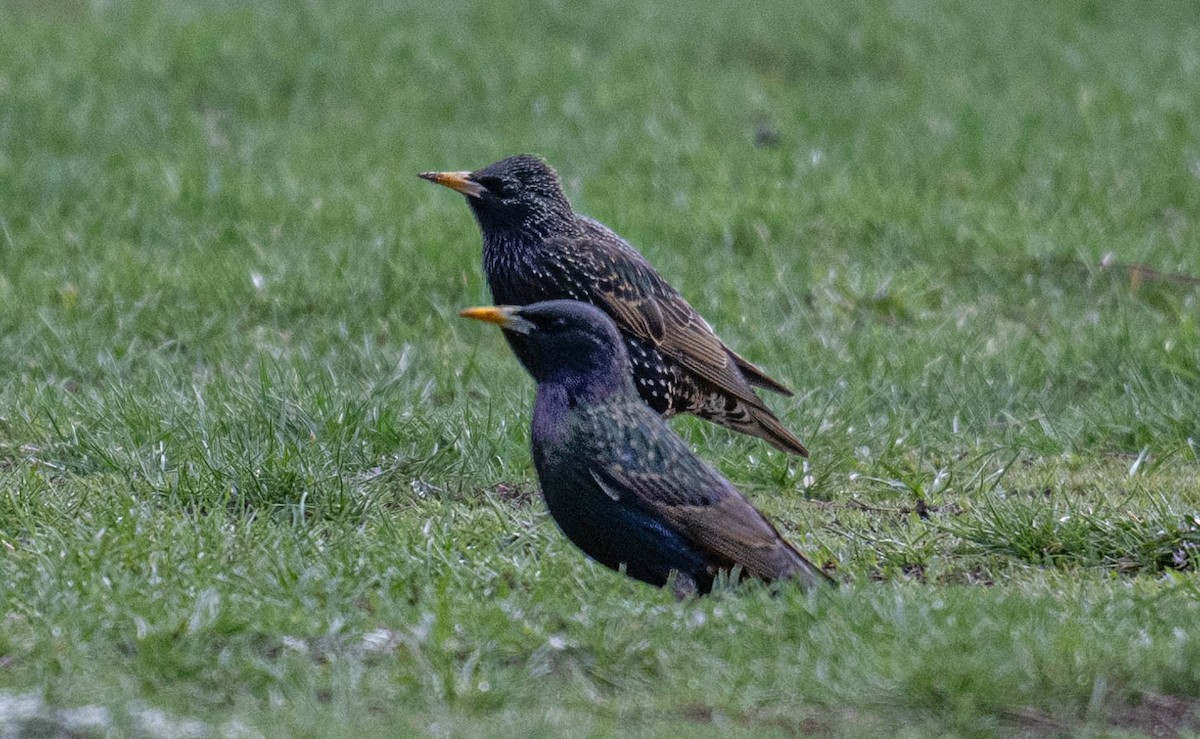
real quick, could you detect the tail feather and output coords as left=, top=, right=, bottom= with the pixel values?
left=781, top=544, right=836, bottom=587
left=743, top=403, right=810, bottom=457
left=694, top=391, right=810, bottom=457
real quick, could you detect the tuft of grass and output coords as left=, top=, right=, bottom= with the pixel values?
left=952, top=489, right=1200, bottom=573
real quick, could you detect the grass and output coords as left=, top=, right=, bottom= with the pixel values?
left=1, top=0, right=1199, bottom=735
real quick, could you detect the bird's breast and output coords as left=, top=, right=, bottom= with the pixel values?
left=485, top=240, right=587, bottom=306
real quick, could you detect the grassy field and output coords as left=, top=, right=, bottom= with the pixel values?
left=2, top=0, right=1199, bottom=735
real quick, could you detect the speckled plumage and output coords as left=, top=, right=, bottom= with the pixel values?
left=459, top=300, right=833, bottom=595
left=422, top=154, right=810, bottom=456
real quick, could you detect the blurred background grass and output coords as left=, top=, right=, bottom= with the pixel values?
left=1, top=0, right=1199, bottom=735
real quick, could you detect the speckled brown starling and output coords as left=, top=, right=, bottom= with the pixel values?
left=460, top=299, right=833, bottom=595
left=422, top=154, right=810, bottom=457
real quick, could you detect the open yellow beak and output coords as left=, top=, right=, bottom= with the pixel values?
left=459, top=306, right=534, bottom=334
left=419, top=170, right=486, bottom=198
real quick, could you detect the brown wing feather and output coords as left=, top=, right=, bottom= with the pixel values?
left=590, top=455, right=830, bottom=586
left=600, top=289, right=666, bottom=344
left=547, top=228, right=770, bottom=408
left=653, top=295, right=737, bottom=374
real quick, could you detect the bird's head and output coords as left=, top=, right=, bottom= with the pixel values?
left=420, top=154, right=574, bottom=236
left=460, top=300, right=634, bottom=398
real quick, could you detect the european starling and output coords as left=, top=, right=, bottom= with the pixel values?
left=460, top=299, right=833, bottom=595
left=422, top=154, right=810, bottom=457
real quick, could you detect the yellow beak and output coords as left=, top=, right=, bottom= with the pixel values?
left=419, top=170, right=486, bottom=198
left=459, top=305, right=534, bottom=334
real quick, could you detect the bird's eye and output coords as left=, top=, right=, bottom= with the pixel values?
left=477, top=176, right=513, bottom=197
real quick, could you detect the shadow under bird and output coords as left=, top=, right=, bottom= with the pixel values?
left=422, top=154, right=810, bottom=457
left=460, top=299, right=833, bottom=596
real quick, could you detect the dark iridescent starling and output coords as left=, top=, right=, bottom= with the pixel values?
left=422, top=154, right=810, bottom=457
left=460, top=299, right=832, bottom=595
